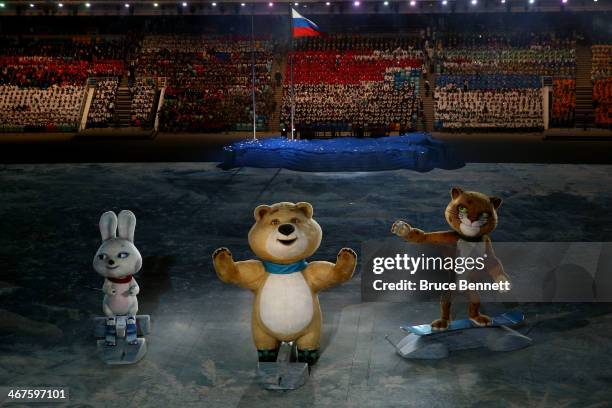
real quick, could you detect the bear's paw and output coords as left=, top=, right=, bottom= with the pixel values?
left=337, top=248, right=357, bottom=263
left=213, top=247, right=233, bottom=261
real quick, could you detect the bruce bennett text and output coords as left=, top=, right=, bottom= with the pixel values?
left=372, top=279, right=511, bottom=292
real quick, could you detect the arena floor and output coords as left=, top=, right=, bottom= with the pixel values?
left=1, top=162, right=612, bottom=407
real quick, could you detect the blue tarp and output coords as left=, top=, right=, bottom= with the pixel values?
left=218, top=133, right=464, bottom=172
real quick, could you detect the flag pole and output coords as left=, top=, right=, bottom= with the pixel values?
left=251, top=13, right=257, bottom=141
left=289, top=6, right=295, bottom=141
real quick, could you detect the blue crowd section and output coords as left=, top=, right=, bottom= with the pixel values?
left=436, top=74, right=541, bottom=89
left=218, top=133, right=464, bottom=172
left=391, top=68, right=421, bottom=91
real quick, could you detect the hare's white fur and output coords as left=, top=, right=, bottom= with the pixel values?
left=93, top=210, right=142, bottom=317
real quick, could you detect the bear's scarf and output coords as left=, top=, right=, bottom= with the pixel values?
left=262, top=259, right=308, bottom=275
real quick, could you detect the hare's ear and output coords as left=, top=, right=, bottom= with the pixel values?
left=117, top=210, right=137, bottom=242
left=99, top=211, right=118, bottom=241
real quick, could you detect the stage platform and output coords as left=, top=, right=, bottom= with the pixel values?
left=219, top=134, right=464, bottom=172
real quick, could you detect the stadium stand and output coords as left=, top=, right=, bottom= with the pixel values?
left=282, top=35, right=423, bottom=136
left=434, top=47, right=575, bottom=76
left=0, top=85, right=85, bottom=132
left=591, top=45, right=612, bottom=80
left=593, top=79, right=611, bottom=128
left=87, top=78, right=119, bottom=128
left=431, top=33, right=574, bottom=131
left=0, top=27, right=607, bottom=135
left=434, top=86, right=543, bottom=131
left=552, top=78, right=576, bottom=127
left=592, top=45, right=611, bottom=128
left=0, top=37, right=126, bottom=132
left=130, top=77, right=157, bottom=127
left=137, top=35, right=275, bottom=132
left=0, top=37, right=126, bottom=86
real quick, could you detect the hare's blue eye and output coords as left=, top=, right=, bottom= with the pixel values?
left=118, top=252, right=130, bottom=259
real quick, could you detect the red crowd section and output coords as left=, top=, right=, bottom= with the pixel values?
left=0, top=56, right=125, bottom=87
left=594, top=79, right=612, bottom=125
left=287, top=51, right=422, bottom=84
left=552, top=78, right=575, bottom=123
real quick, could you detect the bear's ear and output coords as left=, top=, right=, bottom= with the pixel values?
left=489, top=196, right=502, bottom=209
left=450, top=186, right=463, bottom=200
left=296, top=202, right=314, bottom=219
left=254, top=204, right=272, bottom=221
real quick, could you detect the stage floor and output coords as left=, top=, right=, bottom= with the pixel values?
left=1, top=163, right=612, bottom=407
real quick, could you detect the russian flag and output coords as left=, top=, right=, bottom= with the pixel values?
left=292, top=8, right=321, bottom=37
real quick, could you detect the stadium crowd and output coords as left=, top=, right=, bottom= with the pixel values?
left=594, top=80, right=611, bottom=127
left=435, top=32, right=574, bottom=72
left=137, top=35, right=275, bottom=132
left=0, top=37, right=126, bottom=87
left=591, top=45, right=611, bottom=80
left=0, top=29, right=608, bottom=134
left=130, top=77, right=157, bottom=127
left=87, top=78, right=118, bottom=128
left=282, top=36, right=423, bottom=135
left=0, top=84, right=84, bottom=132
left=0, top=37, right=129, bottom=60
left=0, top=57, right=124, bottom=88
left=434, top=85, right=543, bottom=131
left=592, top=45, right=611, bottom=128
left=296, top=34, right=422, bottom=52
left=429, top=33, right=575, bottom=131
left=435, top=46, right=575, bottom=77
left=0, top=37, right=126, bottom=131
left=552, top=78, right=575, bottom=127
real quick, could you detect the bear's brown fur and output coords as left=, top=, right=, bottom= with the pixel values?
left=213, top=202, right=357, bottom=364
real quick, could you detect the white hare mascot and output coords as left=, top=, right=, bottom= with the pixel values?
left=93, top=210, right=142, bottom=347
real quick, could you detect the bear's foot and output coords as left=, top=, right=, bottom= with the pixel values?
left=257, top=348, right=280, bottom=363
left=297, top=349, right=320, bottom=366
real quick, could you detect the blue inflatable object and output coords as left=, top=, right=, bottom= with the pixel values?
left=218, top=134, right=464, bottom=172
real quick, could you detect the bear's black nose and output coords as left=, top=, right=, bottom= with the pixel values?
left=278, top=224, right=295, bottom=236
left=108, top=259, right=115, bottom=265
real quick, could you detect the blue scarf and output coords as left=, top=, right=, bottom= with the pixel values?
left=262, top=259, right=308, bottom=275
